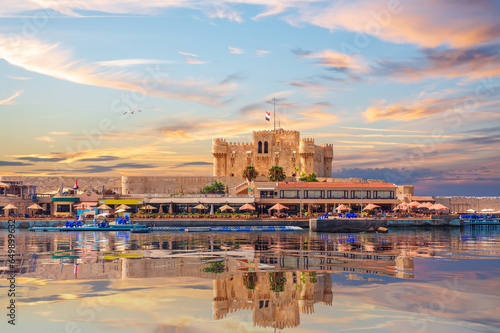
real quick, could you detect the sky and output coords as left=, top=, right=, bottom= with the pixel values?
left=0, top=0, right=499, bottom=196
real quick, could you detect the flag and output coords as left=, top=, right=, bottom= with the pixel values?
left=265, top=111, right=270, bottom=121
left=73, top=179, right=78, bottom=189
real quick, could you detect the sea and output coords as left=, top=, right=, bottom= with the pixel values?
left=1, top=226, right=499, bottom=332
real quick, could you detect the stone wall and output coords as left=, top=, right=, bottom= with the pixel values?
left=0, top=175, right=245, bottom=194
left=434, top=196, right=500, bottom=213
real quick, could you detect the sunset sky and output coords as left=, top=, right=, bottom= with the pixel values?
left=0, top=0, right=499, bottom=195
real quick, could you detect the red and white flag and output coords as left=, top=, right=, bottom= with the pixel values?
left=265, top=111, right=271, bottom=121
left=73, top=179, right=79, bottom=189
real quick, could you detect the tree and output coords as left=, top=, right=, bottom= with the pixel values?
left=268, top=165, right=286, bottom=182
left=293, top=166, right=299, bottom=177
left=299, top=172, right=318, bottom=182
left=200, top=181, right=225, bottom=194
left=242, top=166, right=258, bottom=182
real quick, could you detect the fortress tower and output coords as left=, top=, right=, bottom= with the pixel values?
left=212, top=129, right=333, bottom=178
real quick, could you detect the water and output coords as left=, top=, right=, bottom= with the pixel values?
left=1, top=226, right=499, bottom=332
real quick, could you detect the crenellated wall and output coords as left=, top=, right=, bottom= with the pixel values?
left=214, top=129, right=333, bottom=178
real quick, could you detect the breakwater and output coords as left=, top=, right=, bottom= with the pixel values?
left=310, top=217, right=462, bottom=233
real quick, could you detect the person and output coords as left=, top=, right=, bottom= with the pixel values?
left=93, top=216, right=97, bottom=226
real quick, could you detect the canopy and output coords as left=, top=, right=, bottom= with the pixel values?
left=417, top=202, right=432, bottom=209
left=116, top=204, right=132, bottom=210
left=74, top=202, right=97, bottom=210
left=141, top=204, right=157, bottom=210
left=363, top=203, right=381, bottom=211
left=239, top=203, right=256, bottom=211
left=335, top=204, right=351, bottom=212
left=83, top=210, right=96, bottom=216
left=97, top=204, right=112, bottom=210
left=219, top=204, right=235, bottom=212
left=409, top=201, right=420, bottom=208
left=193, top=204, right=207, bottom=210
left=96, top=213, right=109, bottom=217
left=269, top=203, right=289, bottom=211
left=3, top=204, right=18, bottom=210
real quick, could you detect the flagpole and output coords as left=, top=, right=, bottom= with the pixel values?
left=273, top=97, right=276, bottom=131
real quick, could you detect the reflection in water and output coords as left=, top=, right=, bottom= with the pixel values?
left=0, top=226, right=499, bottom=331
left=213, top=271, right=332, bottom=329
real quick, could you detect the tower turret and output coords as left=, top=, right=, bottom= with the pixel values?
left=299, top=138, right=315, bottom=175
left=212, top=138, right=228, bottom=176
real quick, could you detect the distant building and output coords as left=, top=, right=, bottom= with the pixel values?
left=212, top=129, right=333, bottom=178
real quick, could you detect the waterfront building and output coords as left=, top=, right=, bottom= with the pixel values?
left=212, top=129, right=333, bottom=178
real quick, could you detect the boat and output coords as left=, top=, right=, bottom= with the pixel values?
left=28, top=221, right=148, bottom=232
left=130, top=227, right=151, bottom=233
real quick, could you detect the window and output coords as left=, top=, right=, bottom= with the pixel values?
left=281, top=190, right=299, bottom=198
left=377, top=191, right=392, bottom=199
left=264, top=141, right=269, bottom=153
left=366, top=191, right=371, bottom=199
left=327, top=190, right=345, bottom=199
left=390, top=191, right=394, bottom=199
left=373, top=191, right=378, bottom=198
left=305, top=190, right=324, bottom=199
left=351, top=190, right=362, bottom=199
left=258, top=141, right=262, bottom=153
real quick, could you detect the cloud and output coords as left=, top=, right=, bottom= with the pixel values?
left=35, top=136, right=55, bottom=142
left=184, top=57, right=208, bottom=65
left=205, top=2, right=243, bottom=23
left=178, top=51, right=199, bottom=58
left=286, top=0, right=500, bottom=48
left=293, top=48, right=365, bottom=71
left=252, top=5, right=286, bottom=20
left=372, top=45, right=500, bottom=81
left=17, top=156, right=65, bottom=162
left=77, top=156, right=120, bottom=162
left=34, top=162, right=156, bottom=174
left=49, top=131, right=71, bottom=135
left=0, top=91, right=22, bottom=105
left=228, top=46, right=244, bottom=54
left=0, top=160, right=32, bottom=166
left=94, top=59, right=173, bottom=67
left=5, top=75, right=32, bottom=80
left=219, top=72, right=246, bottom=85
left=0, top=34, right=237, bottom=106
left=173, top=161, right=212, bottom=168
left=256, top=49, right=270, bottom=56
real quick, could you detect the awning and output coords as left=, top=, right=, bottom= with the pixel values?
left=51, top=197, right=80, bottom=202
left=98, top=199, right=143, bottom=205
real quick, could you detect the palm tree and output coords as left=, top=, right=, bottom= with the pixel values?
left=268, top=165, right=286, bottom=182
left=242, top=166, right=258, bottom=183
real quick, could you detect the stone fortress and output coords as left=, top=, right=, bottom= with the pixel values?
left=212, top=129, right=334, bottom=178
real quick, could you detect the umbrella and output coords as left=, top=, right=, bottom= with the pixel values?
left=219, top=204, right=235, bottom=212
left=193, top=204, right=207, bottom=210
left=363, top=203, right=381, bottom=211
left=169, top=203, right=173, bottom=214
left=115, top=204, right=131, bottom=210
left=209, top=204, right=214, bottom=215
left=28, top=203, right=43, bottom=210
left=429, top=203, right=449, bottom=211
left=417, top=202, right=431, bottom=209
left=98, top=204, right=112, bottom=210
left=159, top=205, right=164, bottom=214
left=239, top=203, right=256, bottom=211
left=141, top=205, right=157, bottom=210
left=335, top=204, right=351, bottom=212
left=269, top=203, right=289, bottom=211
left=115, top=209, right=127, bottom=213
left=409, top=201, right=420, bottom=208
left=3, top=204, right=18, bottom=210
left=74, top=202, right=96, bottom=210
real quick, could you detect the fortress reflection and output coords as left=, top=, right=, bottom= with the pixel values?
left=213, top=271, right=332, bottom=329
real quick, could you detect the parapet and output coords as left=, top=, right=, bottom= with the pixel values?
left=301, top=138, right=315, bottom=143
left=213, top=138, right=227, bottom=143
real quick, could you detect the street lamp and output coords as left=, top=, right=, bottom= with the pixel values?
left=299, top=180, right=303, bottom=218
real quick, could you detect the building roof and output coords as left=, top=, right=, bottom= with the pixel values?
left=276, top=182, right=396, bottom=189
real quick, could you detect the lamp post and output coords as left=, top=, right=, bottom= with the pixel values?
left=360, top=179, right=363, bottom=214
left=299, top=180, right=303, bottom=218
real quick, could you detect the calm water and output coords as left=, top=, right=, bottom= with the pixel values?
left=1, top=227, right=499, bottom=332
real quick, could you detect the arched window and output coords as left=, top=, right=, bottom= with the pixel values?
left=264, top=141, right=268, bottom=153
left=258, top=141, right=262, bottom=153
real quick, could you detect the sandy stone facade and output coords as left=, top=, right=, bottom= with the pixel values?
left=212, top=129, right=334, bottom=178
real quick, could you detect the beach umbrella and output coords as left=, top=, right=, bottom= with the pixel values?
left=209, top=204, right=214, bottom=215
left=98, top=204, right=112, bottom=210
left=28, top=203, right=43, bottom=210
left=409, top=201, right=420, bottom=208
left=219, top=204, right=235, bottom=212
left=193, top=203, right=207, bottom=214
left=239, top=203, right=256, bottom=211
left=169, top=203, right=173, bottom=214
left=417, top=202, right=430, bottom=209
left=96, top=213, right=110, bottom=217
left=335, top=204, right=351, bottom=212
left=3, top=204, right=18, bottom=210
left=158, top=204, right=164, bottom=214
left=429, top=203, right=448, bottom=211
left=269, top=203, right=289, bottom=212
left=363, top=203, right=381, bottom=211
left=115, top=204, right=131, bottom=210
left=83, top=210, right=95, bottom=216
